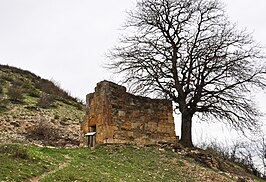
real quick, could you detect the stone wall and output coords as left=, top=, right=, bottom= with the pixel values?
left=80, top=81, right=177, bottom=146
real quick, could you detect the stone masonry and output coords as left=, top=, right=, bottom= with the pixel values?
left=80, top=81, right=177, bottom=146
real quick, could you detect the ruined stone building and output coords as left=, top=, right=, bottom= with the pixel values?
left=80, top=81, right=177, bottom=146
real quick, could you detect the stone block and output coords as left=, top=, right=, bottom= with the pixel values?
left=121, top=121, right=131, bottom=130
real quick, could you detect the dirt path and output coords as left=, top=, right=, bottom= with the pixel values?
left=28, top=155, right=71, bottom=182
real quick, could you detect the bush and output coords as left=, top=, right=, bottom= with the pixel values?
left=0, top=98, right=9, bottom=113
left=0, top=144, right=29, bottom=159
left=21, top=80, right=32, bottom=90
left=28, top=89, right=40, bottom=98
left=11, top=79, right=23, bottom=88
left=36, top=93, right=55, bottom=108
left=22, top=80, right=40, bottom=98
left=7, top=86, right=24, bottom=103
left=28, top=119, right=60, bottom=143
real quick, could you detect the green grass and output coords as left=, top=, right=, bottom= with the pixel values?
left=1, top=144, right=264, bottom=181
left=0, top=144, right=240, bottom=182
left=41, top=145, right=191, bottom=182
left=0, top=144, right=64, bottom=181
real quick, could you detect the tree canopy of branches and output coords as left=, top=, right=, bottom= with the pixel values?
left=109, top=0, right=266, bottom=147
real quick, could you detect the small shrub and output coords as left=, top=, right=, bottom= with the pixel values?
left=36, top=93, right=55, bottom=108
left=0, top=98, right=9, bottom=113
left=28, top=89, right=40, bottom=98
left=7, top=86, right=24, bottom=103
left=12, top=79, right=23, bottom=87
left=28, top=119, right=60, bottom=142
left=22, top=80, right=40, bottom=98
left=0, top=145, right=29, bottom=159
left=21, top=80, right=32, bottom=90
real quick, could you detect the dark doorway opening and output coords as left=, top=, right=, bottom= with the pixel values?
left=90, top=125, right=96, bottom=132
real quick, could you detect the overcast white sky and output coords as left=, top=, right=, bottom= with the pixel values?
left=0, top=0, right=265, bottom=142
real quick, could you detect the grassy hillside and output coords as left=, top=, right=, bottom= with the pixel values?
left=0, top=64, right=84, bottom=146
left=0, top=143, right=263, bottom=182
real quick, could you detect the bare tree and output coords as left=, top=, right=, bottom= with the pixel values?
left=109, top=0, right=266, bottom=147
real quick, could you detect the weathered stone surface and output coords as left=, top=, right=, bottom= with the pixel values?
left=80, top=81, right=177, bottom=146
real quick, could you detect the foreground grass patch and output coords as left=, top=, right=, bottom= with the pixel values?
left=42, top=145, right=189, bottom=182
left=1, top=144, right=260, bottom=181
left=0, top=144, right=67, bottom=181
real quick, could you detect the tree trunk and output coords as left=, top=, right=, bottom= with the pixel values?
left=179, top=113, right=193, bottom=148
